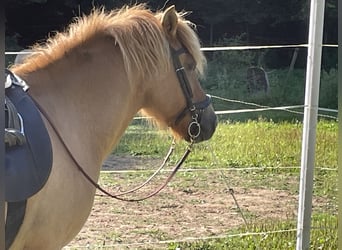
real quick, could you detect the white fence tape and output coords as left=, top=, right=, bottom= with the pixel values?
left=5, top=44, right=338, bottom=55
left=201, top=44, right=337, bottom=51
left=5, top=46, right=338, bottom=119
left=63, top=229, right=298, bottom=249
left=215, top=105, right=305, bottom=115
left=5, top=51, right=33, bottom=55
left=100, top=166, right=337, bottom=174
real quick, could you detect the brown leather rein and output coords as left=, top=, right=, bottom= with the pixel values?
left=27, top=45, right=211, bottom=202
left=32, top=96, right=194, bottom=202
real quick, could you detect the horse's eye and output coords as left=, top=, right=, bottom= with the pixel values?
left=186, top=63, right=196, bottom=71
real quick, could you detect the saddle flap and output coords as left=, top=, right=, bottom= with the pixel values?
left=5, top=76, right=53, bottom=202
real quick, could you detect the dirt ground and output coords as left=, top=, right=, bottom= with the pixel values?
left=65, top=155, right=300, bottom=249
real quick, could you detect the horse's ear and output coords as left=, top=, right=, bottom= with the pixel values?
left=161, top=5, right=178, bottom=38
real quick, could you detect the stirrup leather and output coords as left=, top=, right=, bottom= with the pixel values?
left=5, top=96, right=26, bottom=147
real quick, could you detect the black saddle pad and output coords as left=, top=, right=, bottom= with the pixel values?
left=5, top=84, right=53, bottom=202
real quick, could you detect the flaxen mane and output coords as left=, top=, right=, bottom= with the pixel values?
left=11, top=4, right=206, bottom=81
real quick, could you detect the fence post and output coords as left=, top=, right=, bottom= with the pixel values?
left=296, top=0, right=325, bottom=249
left=1, top=5, right=6, bottom=250
left=338, top=2, right=342, bottom=250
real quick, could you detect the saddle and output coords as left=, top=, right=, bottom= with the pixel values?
left=5, top=70, right=53, bottom=202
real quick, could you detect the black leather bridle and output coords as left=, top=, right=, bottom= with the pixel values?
left=170, top=46, right=212, bottom=141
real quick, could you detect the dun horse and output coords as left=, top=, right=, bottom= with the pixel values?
left=6, top=4, right=217, bottom=249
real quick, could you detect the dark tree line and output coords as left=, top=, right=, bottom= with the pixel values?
left=5, top=0, right=337, bottom=68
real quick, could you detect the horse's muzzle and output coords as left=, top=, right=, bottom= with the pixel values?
left=187, top=105, right=217, bottom=143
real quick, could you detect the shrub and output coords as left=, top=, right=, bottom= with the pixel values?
left=201, top=36, right=337, bottom=121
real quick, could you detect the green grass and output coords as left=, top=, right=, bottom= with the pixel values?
left=113, top=119, right=337, bottom=169
left=110, top=119, right=337, bottom=249
left=112, top=119, right=337, bottom=201
left=167, top=213, right=337, bottom=250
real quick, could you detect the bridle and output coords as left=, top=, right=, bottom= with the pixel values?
left=30, top=45, right=212, bottom=202
left=170, top=46, right=212, bottom=142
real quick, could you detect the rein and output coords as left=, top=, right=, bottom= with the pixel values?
left=111, top=140, right=175, bottom=197
left=28, top=45, right=208, bottom=202
left=32, top=96, right=194, bottom=202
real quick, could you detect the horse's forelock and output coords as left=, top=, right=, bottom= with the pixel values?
left=176, top=17, right=207, bottom=77
left=155, top=9, right=206, bottom=77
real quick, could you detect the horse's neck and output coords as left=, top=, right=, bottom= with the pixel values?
left=24, top=44, right=142, bottom=175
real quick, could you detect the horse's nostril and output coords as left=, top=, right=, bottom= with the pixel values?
left=191, top=111, right=217, bottom=143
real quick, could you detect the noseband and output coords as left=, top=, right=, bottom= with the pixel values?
left=170, top=46, right=212, bottom=141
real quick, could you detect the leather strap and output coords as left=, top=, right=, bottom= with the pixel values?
left=5, top=200, right=27, bottom=250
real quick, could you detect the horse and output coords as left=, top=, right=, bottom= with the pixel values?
left=6, top=4, right=217, bottom=249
